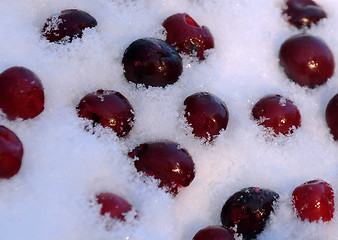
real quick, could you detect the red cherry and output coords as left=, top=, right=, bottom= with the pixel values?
left=283, top=0, right=326, bottom=28
left=128, top=140, right=195, bottom=195
left=292, top=180, right=335, bottom=222
left=0, top=126, right=23, bottom=179
left=193, top=226, right=235, bottom=240
left=326, top=94, right=338, bottom=141
left=122, top=38, right=183, bottom=87
left=252, top=94, right=301, bottom=135
left=0, top=66, right=44, bottom=120
left=220, top=187, right=279, bottom=239
left=163, top=13, right=214, bottom=60
left=96, top=192, right=132, bottom=221
left=279, top=34, right=335, bottom=88
left=184, top=92, right=229, bottom=142
left=77, top=89, right=134, bottom=138
left=42, top=9, right=97, bottom=43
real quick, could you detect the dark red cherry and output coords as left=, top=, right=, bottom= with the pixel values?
left=184, top=92, right=229, bottom=142
left=292, top=180, right=335, bottom=222
left=220, top=187, right=279, bottom=239
left=279, top=34, right=335, bottom=88
left=96, top=192, right=132, bottom=221
left=0, top=66, right=44, bottom=120
left=283, top=0, right=327, bottom=28
left=0, top=126, right=23, bottom=179
left=77, top=89, right=134, bottom=137
left=193, top=226, right=235, bottom=240
left=128, top=140, right=195, bottom=195
left=122, top=38, right=183, bottom=87
left=163, top=13, right=214, bottom=60
left=42, top=9, right=97, bottom=43
left=326, top=94, right=338, bottom=141
left=252, top=94, right=301, bottom=135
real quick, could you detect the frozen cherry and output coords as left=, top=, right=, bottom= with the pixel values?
left=193, top=226, right=235, bottom=240
left=184, top=92, right=229, bottom=142
left=292, top=180, right=335, bottom=222
left=252, top=94, right=301, bottom=135
left=0, top=66, right=44, bottom=120
left=283, top=0, right=327, bottom=28
left=77, top=89, right=134, bottom=137
left=326, top=94, right=338, bottom=141
left=96, top=192, right=132, bottom=221
left=0, top=126, right=23, bottom=179
left=42, top=9, right=97, bottom=43
left=122, top=38, right=183, bottom=87
left=220, top=187, right=279, bottom=239
left=163, top=13, right=214, bottom=60
left=279, top=34, right=335, bottom=88
left=128, top=140, right=195, bottom=195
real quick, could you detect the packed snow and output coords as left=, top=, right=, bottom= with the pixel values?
left=0, top=0, right=338, bottom=239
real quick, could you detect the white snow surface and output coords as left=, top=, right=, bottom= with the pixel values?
left=0, top=0, right=338, bottom=239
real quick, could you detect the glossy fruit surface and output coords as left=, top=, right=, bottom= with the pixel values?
left=279, top=34, right=334, bottom=88
left=184, top=92, right=229, bottom=141
left=252, top=94, right=301, bottom=135
left=220, top=187, right=279, bottom=239
left=122, top=38, right=183, bottom=87
left=42, top=9, right=97, bottom=43
left=292, top=180, right=335, bottom=222
left=193, top=226, right=235, bottom=240
left=163, top=13, right=214, bottom=60
left=283, top=0, right=326, bottom=28
left=77, top=89, right=134, bottom=137
left=0, top=126, right=23, bottom=179
left=326, top=94, right=338, bottom=140
left=128, top=140, right=195, bottom=195
left=96, top=192, right=132, bottom=221
left=0, top=66, right=44, bottom=120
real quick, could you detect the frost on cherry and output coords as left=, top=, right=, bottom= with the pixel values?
left=128, top=140, right=195, bottom=195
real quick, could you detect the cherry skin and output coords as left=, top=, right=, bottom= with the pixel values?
left=326, top=93, right=338, bottom=141
left=96, top=192, right=132, bottom=221
left=0, top=126, right=23, bottom=179
left=122, top=38, right=183, bottom=87
left=220, top=187, right=279, bottom=239
left=184, top=92, right=229, bottom=142
left=77, top=89, right=134, bottom=138
left=292, top=180, right=335, bottom=222
left=163, top=13, right=214, bottom=60
left=283, top=0, right=327, bottom=29
left=128, top=140, right=195, bottom=195
left=42, top=9, right=97, bottom=43
left=193, top=226, right=235, bottom=240
left=0, top=66, right=44, bottom=120
left=252, top=94, right=301, bottom=135
left=279, top=34, right=335, bottom=88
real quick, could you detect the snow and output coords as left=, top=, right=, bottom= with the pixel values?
left=0, top=0, right=338, bottom=239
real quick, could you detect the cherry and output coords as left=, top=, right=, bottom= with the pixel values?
left=220, top=187, right=279, bottom=239
left=128, top=140, right=195, bottom=195
left=252, top=94, right=301, bottom=135
left=0, top=126, right=23, bottom=179
left=279, top=34, right=335, bottom=88
left=0, top=66, right=44, bottom=120
left=42, top=9, right=97, bottom=43
left=326, top=93, right=338, bottom=141
left=122, top=38, right=183, bottom=87
left=96, top=192, right=132, bottom=221
left=193, top=226, right=235, bottom=240
left=162, top=13, right=214, bottom=60
left=184, top=92, right=229, bottom=142
left=283, top=0, right=327, bottom=29
left=76, top=89, right=134, bottom=138
left=292, top=180, right=335, bottom=222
